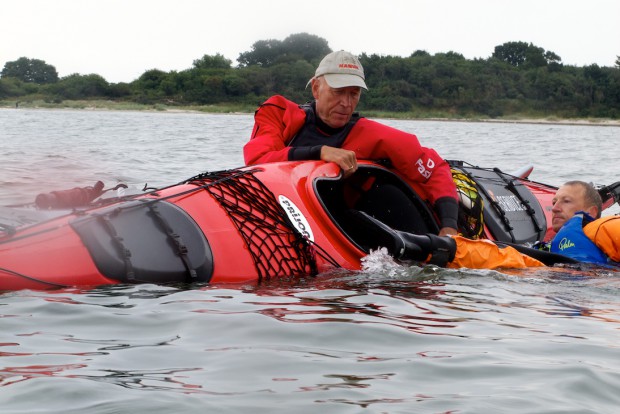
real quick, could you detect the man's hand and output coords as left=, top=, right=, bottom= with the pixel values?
left=321, top=146, right=358, bottom=177
left=438, top=227, right=458, bottom=237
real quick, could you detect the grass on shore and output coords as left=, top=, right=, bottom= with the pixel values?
left=2, top=99, right=618, bottom=125
left=1, top=99, right=257, bottom=113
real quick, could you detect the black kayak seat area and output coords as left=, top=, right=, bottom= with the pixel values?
left=314, top=165, right=440, bottom=253
left=70, top=200, right=213, bottom=284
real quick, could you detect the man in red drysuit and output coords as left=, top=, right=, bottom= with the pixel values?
left=244, top=50, right=459, bottom=236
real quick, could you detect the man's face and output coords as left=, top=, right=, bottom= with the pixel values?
left=311, top=77, right=361, bottom=128
left=551, top=184, right=593, bottom=232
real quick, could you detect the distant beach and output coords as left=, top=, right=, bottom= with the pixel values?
left=2, top=99, right=619, bottom=127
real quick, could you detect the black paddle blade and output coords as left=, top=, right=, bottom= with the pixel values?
left=346, top=209, right=407, bottom=258
left=494, top=241, right=579, bottom=266
left=598, top=181, right=620, bottom=206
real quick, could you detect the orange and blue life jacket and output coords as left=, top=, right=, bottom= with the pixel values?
left=550, top=212, right=608, bottom=264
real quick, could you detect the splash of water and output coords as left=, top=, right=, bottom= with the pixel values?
left=360, top=248, right=402, bottom=276
left=359, top=247, right=443, bottom=280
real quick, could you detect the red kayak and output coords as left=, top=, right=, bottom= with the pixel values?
left=1, top=160, right=618, bottom=290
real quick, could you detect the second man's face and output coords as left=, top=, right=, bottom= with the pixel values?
left=551, top=184, right=592, bottom=232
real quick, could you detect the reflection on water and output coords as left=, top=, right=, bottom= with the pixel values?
left=0, top=363, right=88, bottom=387
left=1, top=109, right=620, bottom=412
left=2, top=266, right=620, bottom=412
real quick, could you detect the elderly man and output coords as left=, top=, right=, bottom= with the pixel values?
left=244, top=50, right=459, bottom=236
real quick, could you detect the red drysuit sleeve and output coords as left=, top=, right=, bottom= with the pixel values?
left=341, top=119, right=458, bottom=204
left=243, top=95, right=306, bottom=165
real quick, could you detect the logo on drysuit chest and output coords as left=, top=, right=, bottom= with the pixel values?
left=278, top=195, right=314, bottom=242
left=415, top=158, right=435, bottom=179
left=557, top=237, right=575, bottom=251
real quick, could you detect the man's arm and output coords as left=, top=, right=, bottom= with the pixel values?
left=244, top=96, right=305, bottom=165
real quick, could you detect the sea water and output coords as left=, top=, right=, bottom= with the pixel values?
left=1, top=108, right=620, bottom=413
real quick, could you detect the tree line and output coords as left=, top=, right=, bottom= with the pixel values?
left=1, top=33, right=619, bottom=119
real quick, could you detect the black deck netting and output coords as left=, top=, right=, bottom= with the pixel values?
left=187, top=169, right=318, bottom=280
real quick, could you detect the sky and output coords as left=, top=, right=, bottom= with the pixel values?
left=2, top=0, right=619, bottom=84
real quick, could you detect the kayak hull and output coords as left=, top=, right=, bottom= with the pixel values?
left=0, top=162, right=363, bottom=290
left=2, top=160, right=610, bottom=291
